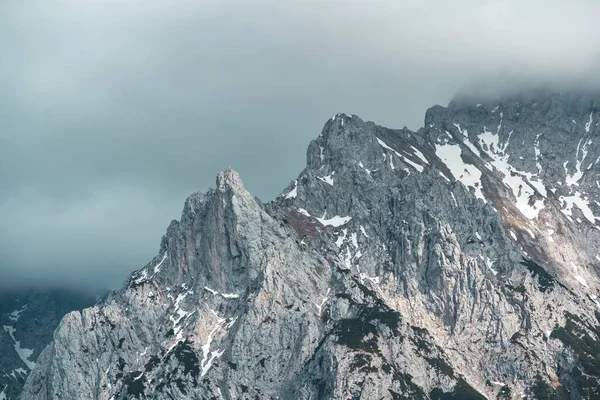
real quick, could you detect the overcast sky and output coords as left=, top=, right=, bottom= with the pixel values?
left=1, top=0, right=599, bottom=290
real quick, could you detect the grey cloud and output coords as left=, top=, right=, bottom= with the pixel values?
left=1, top=0, right=599, bottom=289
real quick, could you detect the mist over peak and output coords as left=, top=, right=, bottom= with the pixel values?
left=2, top=0, right=599, bottom=290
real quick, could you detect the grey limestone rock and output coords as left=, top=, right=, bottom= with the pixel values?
left=20, top=90, right=600, bottom=399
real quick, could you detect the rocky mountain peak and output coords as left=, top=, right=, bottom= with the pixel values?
left=216, top=169, right=245, bottom=193
left=306, top=113, right=379, bottom=169
left=130, top=167, right=266, bottom=300
left=19, top=90, right=600, bottom=400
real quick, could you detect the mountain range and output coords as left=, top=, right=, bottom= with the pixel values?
left=8, top=89, right=600, bottom=399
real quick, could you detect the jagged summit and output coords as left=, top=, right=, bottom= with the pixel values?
left=216, top=168, right=245, bottom=192
left=20, top=90, right=600, bottom=400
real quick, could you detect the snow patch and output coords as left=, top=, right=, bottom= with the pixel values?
left=317, top=172, right=335, bottom=186
left=200, top=313, right=226, bottom=377
left=3, top=325, right=35, bottom=370
left=284, top=180, right=298, bottom=199
left=220, top=293, right=240, bottom=299
left=410, top=146, right=429, bottom=165
left=453, top=123, right=467, bottom=138
left=297, top=208, right=310, bottom=217
left=132, top=252, right=168, bottom=285
left=203, top=286, right=240, bottom=299
left=314, top=288, right=331, bottom=316
left=586, top=112, right=594, bottom=133
left=316, top=213, right=351, bottom=227
left=435, top=142, right=486, bottom=202
left=226, top=316, right=238, bottom=329
left=574, top=275, right=588, bottom=287
left=350, top=232, right=358, bottom=249
left=359, top=225, right=369, bottom=238
left=153, top=252, right=168, bottom=274
left=534, top=132, right=543, bottom=174
left=204, top=286, right=218, bottom=295
left=450, top=192, right=458, bottom=207
left=341, top=247, right=352, bottom=270
left=335, top=229, right=348, bottom=248
left=359, top=273, right=381, bottom=286
left=8, top=305, right=26, bottom=322
left=377, top=138, right=424, bottom=172
left=560, top=192, right=597, bottom=225
left=565, top=136, right=590, bottom=186
left=478, top=129, right=545, bottom=219
left=358, top=161, right=372, bottom=174
left=480, top=255, right=497, bottom=275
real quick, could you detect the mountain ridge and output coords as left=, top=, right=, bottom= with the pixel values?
left=19, top=90, right=600, bottom=399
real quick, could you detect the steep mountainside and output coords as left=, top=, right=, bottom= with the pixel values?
left=0, top=288, right=98, bottom=400
left=21, top=90, right=600, bottom=399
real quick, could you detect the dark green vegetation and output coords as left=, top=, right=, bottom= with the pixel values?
left=530, top=375, right=559, bottom=400
left=172, top=341, right=201, bottom=380
left=121, top=371, right=146, bottom=399
left=334, top=277, right=484, bottom=399
left=387, top=371, right=427, bottom=400
left=349, top=354, right=378, bottom=373
left=430, top=378, right=487, bottom=400
left=335, top=277, right=402, bottom=353
left=550, top=312, right=600, bottom=398
left=496, top=384, right=511, bottom=399
left=112, top=340, right=202, bottom=398
left=519, top=258, right=558, bottom=292
left=410, top=326, right=454, bottom=377
left=336, top=317, right=379, bottom=352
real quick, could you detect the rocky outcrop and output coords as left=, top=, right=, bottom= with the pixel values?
left=20, top=90, right=600, bottom=399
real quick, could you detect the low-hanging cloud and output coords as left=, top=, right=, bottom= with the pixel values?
left=1, top=0, right=599, bottom=289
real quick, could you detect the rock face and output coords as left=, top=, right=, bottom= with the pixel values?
left=20, top=90, right=600, bottom=399
left=0, top=288, right=98, bottom=400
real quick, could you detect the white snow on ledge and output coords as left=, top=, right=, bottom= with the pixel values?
left=297, top=208, right=351, bottom=227
left=203, top=287, right=241, bottom=299
left=436, top=142, right=486, bottom=202
left=376, top=138, right=424, bottom=172
left=559, top=192, right=598, bottom=226
left=316, top=214, right=352, bottom=227
left=153, top=252, right=168, bottom=274
left=317, top=172, right=335, bottom=186
left=200, top=313, right=226, bottom=377
left=132, top=252, right=168, bottom=285
left=284, top=180, right=298, bottom=199
left=297, top=208, right=310, bottom=217
left=477, top=128, right=545, bottom=219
